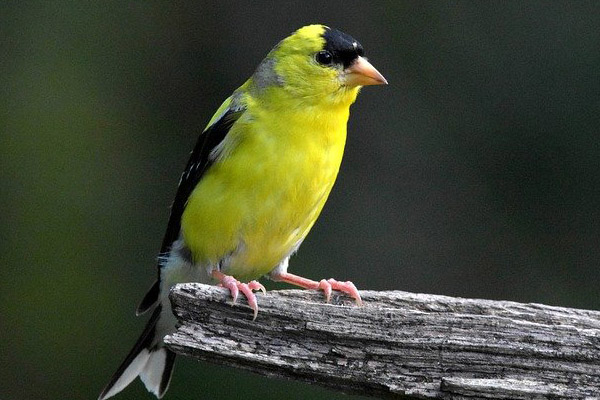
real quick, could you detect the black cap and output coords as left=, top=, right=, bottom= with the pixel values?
left=322, top=28, right=364, bottom=68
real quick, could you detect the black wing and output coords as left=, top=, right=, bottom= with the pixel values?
left=160, top=107, right=244, bottom=257
left=136, top=106, right=244, bottom=315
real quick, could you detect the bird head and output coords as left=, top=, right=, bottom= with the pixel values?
left=249, top=24, right=387, bottom=108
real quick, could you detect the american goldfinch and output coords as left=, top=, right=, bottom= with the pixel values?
left=99, top=24, right=387, bottom=399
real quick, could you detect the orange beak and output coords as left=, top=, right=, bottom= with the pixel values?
left=343, top=56, right=388, bottom=87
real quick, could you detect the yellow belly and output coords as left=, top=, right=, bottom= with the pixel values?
left=181, top=107, right=349, bottom=281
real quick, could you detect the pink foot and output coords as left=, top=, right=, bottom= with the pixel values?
left=212, top=271, right=266, bottom=320
left=271, top=272, right=362, bottom=306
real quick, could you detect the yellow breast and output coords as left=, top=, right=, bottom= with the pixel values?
left=181, top=96, right=352, bottom=281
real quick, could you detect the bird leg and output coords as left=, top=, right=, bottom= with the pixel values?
left=270, top=271, right=362, bottom=305
left=212, top=270, right=266, bottom=320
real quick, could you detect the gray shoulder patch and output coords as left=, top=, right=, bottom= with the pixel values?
left=230, top=90, right=245, bottom=113
left=251, top=57, right=284, bottom=93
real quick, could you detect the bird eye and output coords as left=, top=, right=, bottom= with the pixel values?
left=315, top=50, right=333, bottom=65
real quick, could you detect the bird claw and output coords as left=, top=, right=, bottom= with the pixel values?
left=318, top=278, right=362, bottom=305
left=248, top=280, right=267, bottom=295
left=213, top=271, right=265, bottom=320
left=317, top=279, right=332, bottom=302
left=271, top=272, right=362, bottom=306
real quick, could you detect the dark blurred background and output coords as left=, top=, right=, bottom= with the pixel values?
left=2, top=1, right=599, bottom=399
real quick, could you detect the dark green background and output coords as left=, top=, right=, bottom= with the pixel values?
left=2, top=2, right=599, bottom=399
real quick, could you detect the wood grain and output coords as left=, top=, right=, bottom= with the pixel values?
left=165, top=283, right=600, bottom=399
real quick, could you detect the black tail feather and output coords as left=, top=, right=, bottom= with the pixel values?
left=158, top=349, right=176, bottom=397
left=99, top=305, right=175, bottom=399
left=136, top=280, right=160, bottom=316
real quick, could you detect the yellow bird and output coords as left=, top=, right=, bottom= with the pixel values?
left=99, top=24, right=387, bottom=399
